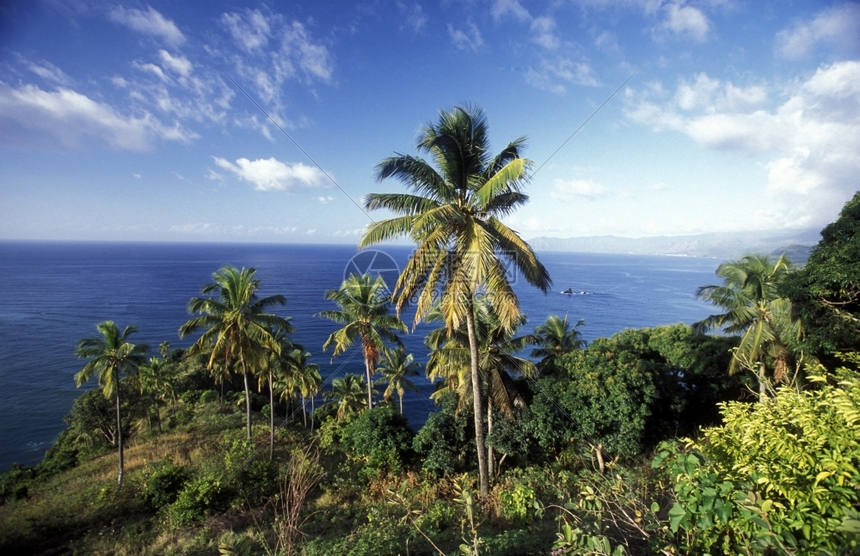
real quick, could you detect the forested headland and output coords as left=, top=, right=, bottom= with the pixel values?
left=1, top=108, right=858, bottom=556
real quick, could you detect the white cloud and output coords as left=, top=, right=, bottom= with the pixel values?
left=449, top=22, right=484, bottom=51
left=222, top=9, right=271, bottom=52
left=660, top=1, right=710, bottom=42
left=213, top=157, right=329, bottom=191
left=775, top=3, right=860, bottom=59
left=26, top=60, right=70, bottom=85
left=315, top=196, right=335, bottom=203
left=108, top=6, right=185, bottom=46
left=526, top=57, right=599, bottom=94
left=0, top=82, right=196, bottom=150
left=625, top=61, right=860, bottom=230
left=491, top=0, right=531, bottom=22
left=551, top=178, right=609, bottom=200
left=397, top=2, right=427, bottom=32
left=530, top=16, right=560, bottom=50
left=158, top=50, right=192, bottom=77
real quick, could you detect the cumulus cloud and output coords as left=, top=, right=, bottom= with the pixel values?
left=659, top=1, right=710, bottom=42
left=213, top=157, right=329, bottom=191
left=0, top=82, right=196, bottom=150
left=109, top=6, right=185, bottom=46
left=449, top=22, right=484, bottom=51
left=315, top=196, right=335, bottom=203
left=551, top=178, right=609, bottom=200
left=625, top=61, right=860, bottom=229
left=531, top=16, right=560, bottom=50
left=775, top=3, right=860, bottom=59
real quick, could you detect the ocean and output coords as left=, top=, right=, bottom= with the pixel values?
left=0, top=241, right=720, bottom=472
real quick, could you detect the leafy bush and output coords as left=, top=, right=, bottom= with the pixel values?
left=498, top=483, right=539, bottom=524
left=654, top=367, right=860, bottom=554
left=340, top=406, right=414, bottom=480
left=413, top=397, right=474, bottom=476
left=168, top=471, right=233, bottom=526
left=139, top=457, right=188, bottom=511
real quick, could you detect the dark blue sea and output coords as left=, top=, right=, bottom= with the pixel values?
left=0, top=241, right=720, bottom=472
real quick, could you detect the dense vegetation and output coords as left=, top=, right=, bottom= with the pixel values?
left=1, top=109, right=858, bottom=555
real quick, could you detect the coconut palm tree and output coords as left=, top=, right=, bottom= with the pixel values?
left=260, top=325, right=294, bottom=459
left=359, top=105, right=551, bottom=497
left=288, top=348, right=322, bottom=429
left=179, top=266, right=291, bottom=440
left=377, top=346, right=421, bottom=414
left=75, top=321, right=149, bottom=490
left=531, top=314, right=586, bottom=373
left=136, top=356, right=175, bottom=431
left=694, top=253, right=802, bottom=401
left=323, top=373, right=368, bottom=421
left=318, top=273, right=406, bottom=409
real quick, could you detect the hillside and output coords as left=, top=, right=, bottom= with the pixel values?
left=528, top=228, right=821, bottom=261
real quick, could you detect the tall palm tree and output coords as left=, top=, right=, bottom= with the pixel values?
left=531, top=314, right=586, bottom=373
left=323, top=373, right=368, bottom=421
left=260, top=325, right=294, bottom=459
left=288, top=348, right=322, bottom=429
left=694, top=253, right=802, bottom=401
left=359, top=105, right=551, bottom=497
left=318, top=273, right=406, bottom=409
left=179, top=266, right=291, bottom=440
left=377, top=346, right=421, bottom=414
left=75, top=321, right=149, bottom=490
left=136, top=356, right=175, bottom=432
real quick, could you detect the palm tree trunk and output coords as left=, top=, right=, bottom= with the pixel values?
left=487, top=399, right=494, bottom=479
left=399, top=394, right=404, bottom=415
left=115, top=379, right=124, bottom=491
left=466, top=305, right=489, bottom=499
left=310, top=396, right=316, bottom=431
left=269, top=371, right=275, bottom=460
left=364, top=351, right=374, bottom=410
left=241, top=358, right=252, bottom=441
left=301, top=394, right=308, bottom=428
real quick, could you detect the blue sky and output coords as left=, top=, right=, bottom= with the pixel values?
left=1, top=0, right=858, bottom=244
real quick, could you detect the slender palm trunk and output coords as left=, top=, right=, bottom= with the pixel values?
left=363, top=346, right=374, bottom=410
left=310, top=396, right=316, bottom=431
left=487, top=399, right=494, bottom=479
left=301, top=394, right=308, bottom=428
left=269, top=371, right=275, bottom=460
left=466, top=305, right=489, bottom=499
left=399, top=393, right=404, bottom=415
left=115, top=376, right=124, bottom=491
left=241, top=358, right=252, bottom=441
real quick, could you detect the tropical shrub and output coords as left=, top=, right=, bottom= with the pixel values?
left=413, top=397, right=474, bottom=476
left=168, top=471, right=233, bottom=526
left=139, top=457, right=188, bottom=511
left=654, top=366, right=860, bottom=554
left=340, top=406, right=414, bottom=480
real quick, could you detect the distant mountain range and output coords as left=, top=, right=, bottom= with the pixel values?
left=528, top=228, right=822, bottom=261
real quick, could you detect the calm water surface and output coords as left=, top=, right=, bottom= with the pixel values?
left=0, top=241, right=720, bottom=471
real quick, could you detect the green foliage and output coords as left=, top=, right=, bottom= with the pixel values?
left=0, top=465, right=36, bottom=503
left=783, top=191, right=860, bottom=358
left=340, top=405, right=414, bottom=480
left=498, top=483, right=539, bottom=524
left=168, top=471, right=232, bottom=526
left=413, top=396, right=474, bottom=476
left=653, top=366, right=860, bottom=554
left=139, top=457, right=189, bottom=511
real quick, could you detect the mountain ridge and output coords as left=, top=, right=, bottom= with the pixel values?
left=527, top=228, right=821, bottom=261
